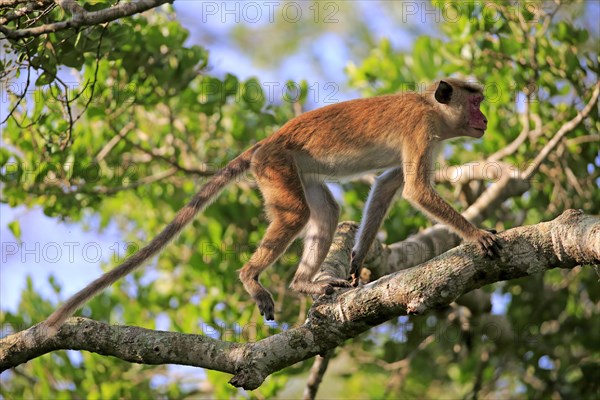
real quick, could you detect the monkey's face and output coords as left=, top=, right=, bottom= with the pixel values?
left=466, top=94, right=488, bottom=138
left=433, top=80, right=488, bottom=139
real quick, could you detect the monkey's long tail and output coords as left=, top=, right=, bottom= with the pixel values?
left=43, top=144, right=260, bottom=335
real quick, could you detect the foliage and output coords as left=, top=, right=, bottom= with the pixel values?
left=1, top=0, right=598, bottom=398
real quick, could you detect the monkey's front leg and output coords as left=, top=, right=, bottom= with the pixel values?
left=351, top=167, right=404, bottom=286
left=403, top=179, right=502, bottom=258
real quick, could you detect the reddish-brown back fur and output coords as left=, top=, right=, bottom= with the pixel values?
left=268, top=93, right=433, bottom=157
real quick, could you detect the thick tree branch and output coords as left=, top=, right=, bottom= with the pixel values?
left=0, top=0, right=171, bottom=39
left=1, top=210, right=598, bottom=390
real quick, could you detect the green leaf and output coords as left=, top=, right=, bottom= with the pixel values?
left=556, top=21, right=569, bottom=41
left=35, top=72, right=54, bottom=86
left=243, top=77, right=265, bottom=112
left=576, top=28, right=589, bottom=43
left=411, top=36, right=436, bottom=80
left=8, top=220, right=22, bottom=241
left=0, top=147, right=12, bottom=166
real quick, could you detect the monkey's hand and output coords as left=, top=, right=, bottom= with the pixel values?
left=255, top=291, right=276, bottom=321
left=473, top=229, right=502, bottom=258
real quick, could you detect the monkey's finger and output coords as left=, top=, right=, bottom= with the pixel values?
left=478, top=242, right=488, bottom=256
left=480, top=241, right=495, bottom=258
left=494, top=237, right=503, bottom=248
left=263, top=308, right=275, bottom=321
left=488, top=236, right=503, bottom=256
left=486, top=241, right=502, bottom=258
left=491, top=241, right=503, bottom=256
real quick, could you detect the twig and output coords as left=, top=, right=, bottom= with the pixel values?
left=95, top=121, right=135, bottom=162
left=0, top=1, right=48, bottom=25
left=35, top=70, right=76, bottom=150
left=383, top=334, right=435, bottom=395
left=523, top=81, right=599, bottom=179
left=86, top=167, right=177, bottom=195
left=302, top=350, right=333, bottom=400
left=121, top=134, right=214, bottom=177
left=69, top=22, right=107, bottom=128
left=0, top=0, right=171, bottom=39
left=21, top=3, right=56, bottom=28
left=0, top=63, right=30, bottom=125
left=488, top=101, right=538, bottom=162
left=466, top=350, right=490, bottom=400
left=566, top=134, right=600, bottom=146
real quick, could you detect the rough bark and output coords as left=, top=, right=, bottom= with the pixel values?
left=1, top=210, right=598, bottom=390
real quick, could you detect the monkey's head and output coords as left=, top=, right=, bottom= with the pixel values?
left=433, top=79, right=488, bottom=138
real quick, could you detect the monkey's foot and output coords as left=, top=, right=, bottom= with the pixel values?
left=349, top=251, right=363, bottom=288
left=475, top=229, right=502, bottom=258
left=318, top=278, right=353, bottom=295
left=349, top=267, right=363, bottom=287
left=291, top=278, right=352, bottom=296
left=254, top=291, right=275, bottom=321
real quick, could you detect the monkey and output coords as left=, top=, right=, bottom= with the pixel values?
left=43, top=78, right=501, bottom=333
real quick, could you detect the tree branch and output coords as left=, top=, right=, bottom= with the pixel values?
left=1, top=210, right=598, bottom=390
left=302, top=351, right=333, bottom=400
left=434, top=161, right=517, bottom=185
left=0, top=0, right=171, bottom=39
left=523, top=81, right=599, bottom=179
left=0, top=1, right=50, bottom=25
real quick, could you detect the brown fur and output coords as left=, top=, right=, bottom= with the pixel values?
left=43, top=78, right=500, bottom=331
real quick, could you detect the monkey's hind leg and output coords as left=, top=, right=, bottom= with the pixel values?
left=239, top=150, right=310, bottom=320
left=290, top=181, right=350, bottom=296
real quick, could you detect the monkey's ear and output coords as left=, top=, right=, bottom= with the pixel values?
left=434, top=80, right=453, bottom=104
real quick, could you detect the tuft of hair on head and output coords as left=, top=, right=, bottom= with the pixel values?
left=445, top=77, right=484, bottom=94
